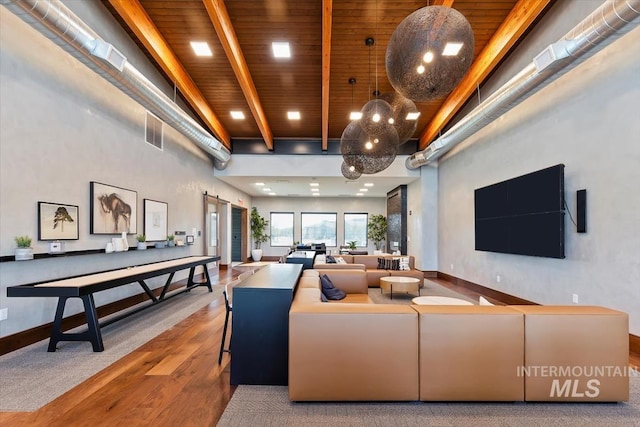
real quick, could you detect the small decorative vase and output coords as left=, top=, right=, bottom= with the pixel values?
left=15, top=248, right=34, bottom=261
left=251, top=249, right=263, bottom=262
left=137, top=242, right=147, bottom=250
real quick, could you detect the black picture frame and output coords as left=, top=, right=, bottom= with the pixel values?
left=90, top=181, right=137, bottom=235
left=143, top=199, right=168, bottom=242
left=38, top=201, right=79, bottom=240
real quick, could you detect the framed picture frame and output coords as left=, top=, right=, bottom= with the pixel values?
left=38, top=202, right=79, bottom=240
left=144, top=199, right=168, bottom=242
left=90, top=181, right=137, bottom=235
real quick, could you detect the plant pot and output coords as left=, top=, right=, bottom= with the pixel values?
left=137, top=242, right=147, bottom=250
left=168, top=241, right=175, bottom=247
left=15, top=248, right=34, bottom=261
left=251, top=249, right=263, bottom=262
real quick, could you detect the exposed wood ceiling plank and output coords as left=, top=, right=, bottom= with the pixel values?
left=419, top=0, right=552, bottom=149
left=322, top=0, right=333, bottom=151
left=107, top=0, right=230, bottom=148
left=202, top=0, right=274, bottom=151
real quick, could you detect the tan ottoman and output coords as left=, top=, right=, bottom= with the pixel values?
left=414, top=305, right=525, bottom=401
left=512, top=305, right=629, bottom=402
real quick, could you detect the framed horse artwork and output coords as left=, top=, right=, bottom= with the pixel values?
left=90, top=181, right=137, bottom=234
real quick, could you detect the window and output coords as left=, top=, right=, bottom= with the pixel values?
left=270, top=212, right=294, bottom=247
left=301, top=213, right=337, bottom=246
left=344, top=213, right=368, bottom=247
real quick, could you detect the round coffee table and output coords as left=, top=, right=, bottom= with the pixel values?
left=411, top=296, right=473, bottom=305
left=379, top=276, right=421, bottom=300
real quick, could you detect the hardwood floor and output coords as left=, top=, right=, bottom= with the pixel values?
left=1, top=271, right=638, bottom=426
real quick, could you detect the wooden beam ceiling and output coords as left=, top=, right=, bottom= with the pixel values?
left=322, top=0, right=333, bottom=151
left=107, top=0, right=231, bottom=148
left=419, top=0, right=553, bottom=149
left=203, top=0, right=274, bottom=151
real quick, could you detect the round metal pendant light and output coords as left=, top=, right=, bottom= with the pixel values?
left=380, top=92, right=419, bottom=144
left=341, top=161, right=362, bottom=180
left=360, top=98, right=394, bottom=134
left=340, top=121, right=398, bottom=175
left=385, top=6, right=474, bottom=102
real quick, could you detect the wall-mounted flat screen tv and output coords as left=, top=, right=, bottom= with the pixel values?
left=474, top=164, right=565, bottom=259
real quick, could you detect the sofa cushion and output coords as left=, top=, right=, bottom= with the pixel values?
left=335, top=256, right=347, bottom=264
left=320, top=274, right=346, bottom=300
left=326, top=255, right=337, bottom=263
left=399, top=257, right=410, bottom=271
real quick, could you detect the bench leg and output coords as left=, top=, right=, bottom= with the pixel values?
left=138, top=280, right=158, bottom=302
left=82, top=294, right=104, bottom=352
left=47, top=295, right=104, bottom=352
left=159, top=272, right=176, bottom=300
left=48, top=296, right=69, bottom=352
left=202, top=266, right=213, bottom=292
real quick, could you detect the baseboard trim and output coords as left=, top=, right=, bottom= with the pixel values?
left=631, top=334, right=640, bottom=355
left=436, top=271, right=537, bottom=305
left=422, top=270, right=437, bottom=278
left=0, top=274, right=205, bottom=356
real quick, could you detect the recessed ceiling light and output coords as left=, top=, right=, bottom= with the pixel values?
left=406, top=112, right=421, bottom=120
left=230, top=111, right=245, bottom=120
left=269, top=192, right=277, bottom=196
left=350, top=111, right=362, bottom=120
left=272, top=42, right=291, bottom=58
left=262, top=188, right=271, bottom=191
left=359, top=188, right=368, bottom=192
left=310, top=183, right=319, bottom=187
left=312, top=193, right=320, bottom=196
left=442, top=42, right=463, bottom=56
left=364, top=183, right=374, bottom=187
left=356, top=193, right=364, bottom=196
left=287, top=111, right=300, bottom=120
left=255, top=182, right=265, bottom=186
left=311, top=188, right=319, bottom=192
left=190, top=41, right=212, bottom=57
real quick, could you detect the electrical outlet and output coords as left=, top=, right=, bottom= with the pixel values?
left=496, top=275, right=501, bottom=283
left=572, top=293, right=579, bottom=304
left=0, top=308, right=7, bottom=321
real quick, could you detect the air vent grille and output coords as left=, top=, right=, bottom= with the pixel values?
left=145, top=112, right=163, bottom=150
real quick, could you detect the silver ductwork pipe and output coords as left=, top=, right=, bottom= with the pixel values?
left=1, top=0, right=231, bottom=170
left=407, top=0, right=640, bottom=169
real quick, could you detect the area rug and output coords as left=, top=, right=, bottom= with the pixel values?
left=368, top=279, right=477, bottom=305
left=0, top=286, right=223, bottom=412
left=218, top=376, right=640, bottom=426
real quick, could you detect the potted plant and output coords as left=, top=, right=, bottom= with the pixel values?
left=14, top=235, right=34, bottom=261
left=347, top=240, right=357, bottom=250
left=136, top=234, right=147, bottom=250
left=250, top=207, right=269, bottom=261
left=368, top=214, right=388, bottom=253
left=167, top=234, right=175, bottom=247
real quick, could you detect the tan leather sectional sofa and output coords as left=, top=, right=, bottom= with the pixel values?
left=289, top=269, right=630, bottom=403
left=313, top=254, right=424, bottom=287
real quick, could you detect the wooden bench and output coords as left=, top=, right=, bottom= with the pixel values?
left=7, top=255, right=220, bottom=352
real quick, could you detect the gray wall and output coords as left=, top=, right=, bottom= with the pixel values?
left=0, top=2, right=249, bottom=337
left=436, top=1, right=640, bottom=335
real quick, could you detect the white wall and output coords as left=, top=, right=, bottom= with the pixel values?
left=437, top=2, right=640, bottom=334
left=0, top=2, right=250, bottom=337
left=408, top=166, right=438, bottom=271
left=252, top=197, right=387, bottom=257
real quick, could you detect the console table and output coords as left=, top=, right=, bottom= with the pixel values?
left=230, top=263, right=302, bottom=385
left=7, top=255, right=219, bottom=352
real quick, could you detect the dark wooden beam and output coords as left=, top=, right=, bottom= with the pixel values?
left=108, top=0, right=230, bottom=148
left=419, top=0, right=553, bottom=149
left=322, top=0, right=333, bottom=151
left=203, top=0, right=274, bottom=150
